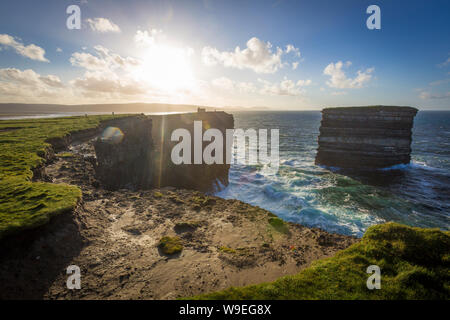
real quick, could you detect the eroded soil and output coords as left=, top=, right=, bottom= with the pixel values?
left=0, top=141, right=357, bottom=299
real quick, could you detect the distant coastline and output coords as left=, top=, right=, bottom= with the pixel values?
left=0, top=103, right=447, bottom=120
left=0, top=102, right=272, bottom=118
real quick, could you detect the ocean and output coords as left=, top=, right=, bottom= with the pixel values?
left=216, top=111, right=450, bottom=237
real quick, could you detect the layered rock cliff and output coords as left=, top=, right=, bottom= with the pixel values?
left=315, top=106, right=418, bottom=169
left=150, top=111, right=234, bottom=192
left=93, top=112, right=234, bottom=192
left=94, top=115, right=154, bottom=190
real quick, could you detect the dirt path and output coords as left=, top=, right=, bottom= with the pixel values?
left=0, top=140, right=357, bottom=299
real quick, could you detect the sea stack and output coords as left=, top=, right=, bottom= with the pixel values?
left=315, top=106, right=418, bottom=169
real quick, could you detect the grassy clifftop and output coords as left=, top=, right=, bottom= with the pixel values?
left=0, top=115, right=125, bottom=239
left=194, top=223, right=450, bottom=300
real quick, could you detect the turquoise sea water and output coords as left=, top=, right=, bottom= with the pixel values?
left=215, top=111, right=450, bottom=237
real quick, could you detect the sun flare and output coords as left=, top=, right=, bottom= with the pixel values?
left=136, top=44, right=196, bottom=94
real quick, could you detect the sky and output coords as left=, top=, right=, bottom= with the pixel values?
left=0, top=0, right=449, bottom=110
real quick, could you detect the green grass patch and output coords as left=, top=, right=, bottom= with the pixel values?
left=268, top=217, right=290, bottom=235
left=219, top=246, right=237, bottom=254
left=168, top=193, right=185, bottom=204
left=0, top=115, right=129, bottom=239
left=175, top=221, right=201, bottom=229
left=57, top=152, right=75, bottom=158
left=192, top=223, right=450, bottom=300
left=191, top=195, right=213, bottom=206
left=158, top=236, right=183, bottom=255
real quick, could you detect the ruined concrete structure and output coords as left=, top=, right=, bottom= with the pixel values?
left=93, top=112, right=234, bottom=192
left=315, top=106, right=418, bottom=169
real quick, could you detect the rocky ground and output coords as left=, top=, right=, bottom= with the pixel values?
left=0, top=140, right=357, bottom=300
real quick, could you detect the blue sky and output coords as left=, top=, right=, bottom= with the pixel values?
left=0, top=0, right=449, bottom=110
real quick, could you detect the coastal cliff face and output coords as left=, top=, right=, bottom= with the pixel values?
left=150, top=111, right=234, bottom=192
left=94, top=116, right=154, bottom=190
left=315, top=106, right=418, bottom=169
left=93, top=112, right=234, bottom=192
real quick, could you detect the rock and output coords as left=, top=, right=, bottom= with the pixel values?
left=150, top=111, right=234, bottom=192
left=93, top=115, right=154, bottom=190
left=315, top=106, right=418, bottom=169
left=93, top=112, right=234, bottom=192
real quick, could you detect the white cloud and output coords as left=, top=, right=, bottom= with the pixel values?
left=419, top=91, right=450, bottom=100
left=211, top=75, right=311, bottom=96
left=68, top=43, right=199, bottom=101
left=237, top=81, right=257, bottom=93
left=134, top=29, right=164, bottom=47
left=71, top=71, right=147, bottom=96
left=323, top=61, right=374, bottom=89
left=0, top=34, right=49, bottom=62
left=438, top=56, right=450, bottom=68
left=39, top=74, right=65, bottom=88
left=70, top=51, right=108, bottom=70
left=86, top=18, right=121, bottom=33
left=296, top=79, right=312, bottom=86
left=202, top=37, right=285, bottom=74
left=331, top=91, right=348, bottom=96
left=429, top=78, right=450, bottom=86
left=69, top=46, right=148, bottom=97
left=0, top=68, right=67, bottom=102
left=211, top=75, right=310, bottom=96
left=292, top=62, right=299, bottom=70
left=0, top=68, right=63, bottom=88
left=0, top=37, right=200, bottom=104
left=258, top=77, right=310, bottom=96
left=212, top=77, right=235, bottom=91
left=56, top=47, right=63, bottom=53
left=286, top=44, right=300, bottom=57
left=133, top=29, right=194, bottom=57
left=211, top=77, right=257, bottom=94
left=70, top=46, right=140, bottom=72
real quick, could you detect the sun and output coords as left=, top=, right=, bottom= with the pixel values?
left=136, top=44, right=196, bottom=94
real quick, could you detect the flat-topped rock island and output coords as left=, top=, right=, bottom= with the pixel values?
left=315, top=106, right=418, bottom=169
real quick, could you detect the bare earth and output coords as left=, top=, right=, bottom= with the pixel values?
left=0, top=140, right=357, bottom=300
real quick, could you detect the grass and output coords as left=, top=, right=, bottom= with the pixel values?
left=0, top=115, right=128, bottom=239
left=168, top=193, right=185, bottom=204
left=193, top=223, right=450, bottom=300
left=268, top=217, right=290, bottom=235
left=219, top=246, right=237, bottom=254
left=159, top=236, right=183, bottom=255
left=153, top=191, right=163, bottom=198
left=57, top=152, right=75, bottom=158
left=175, top=221, right=201, bottom=229
left=219, top=246, right=252, bottom=256
left=191, top=195, right=213, bottom=206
